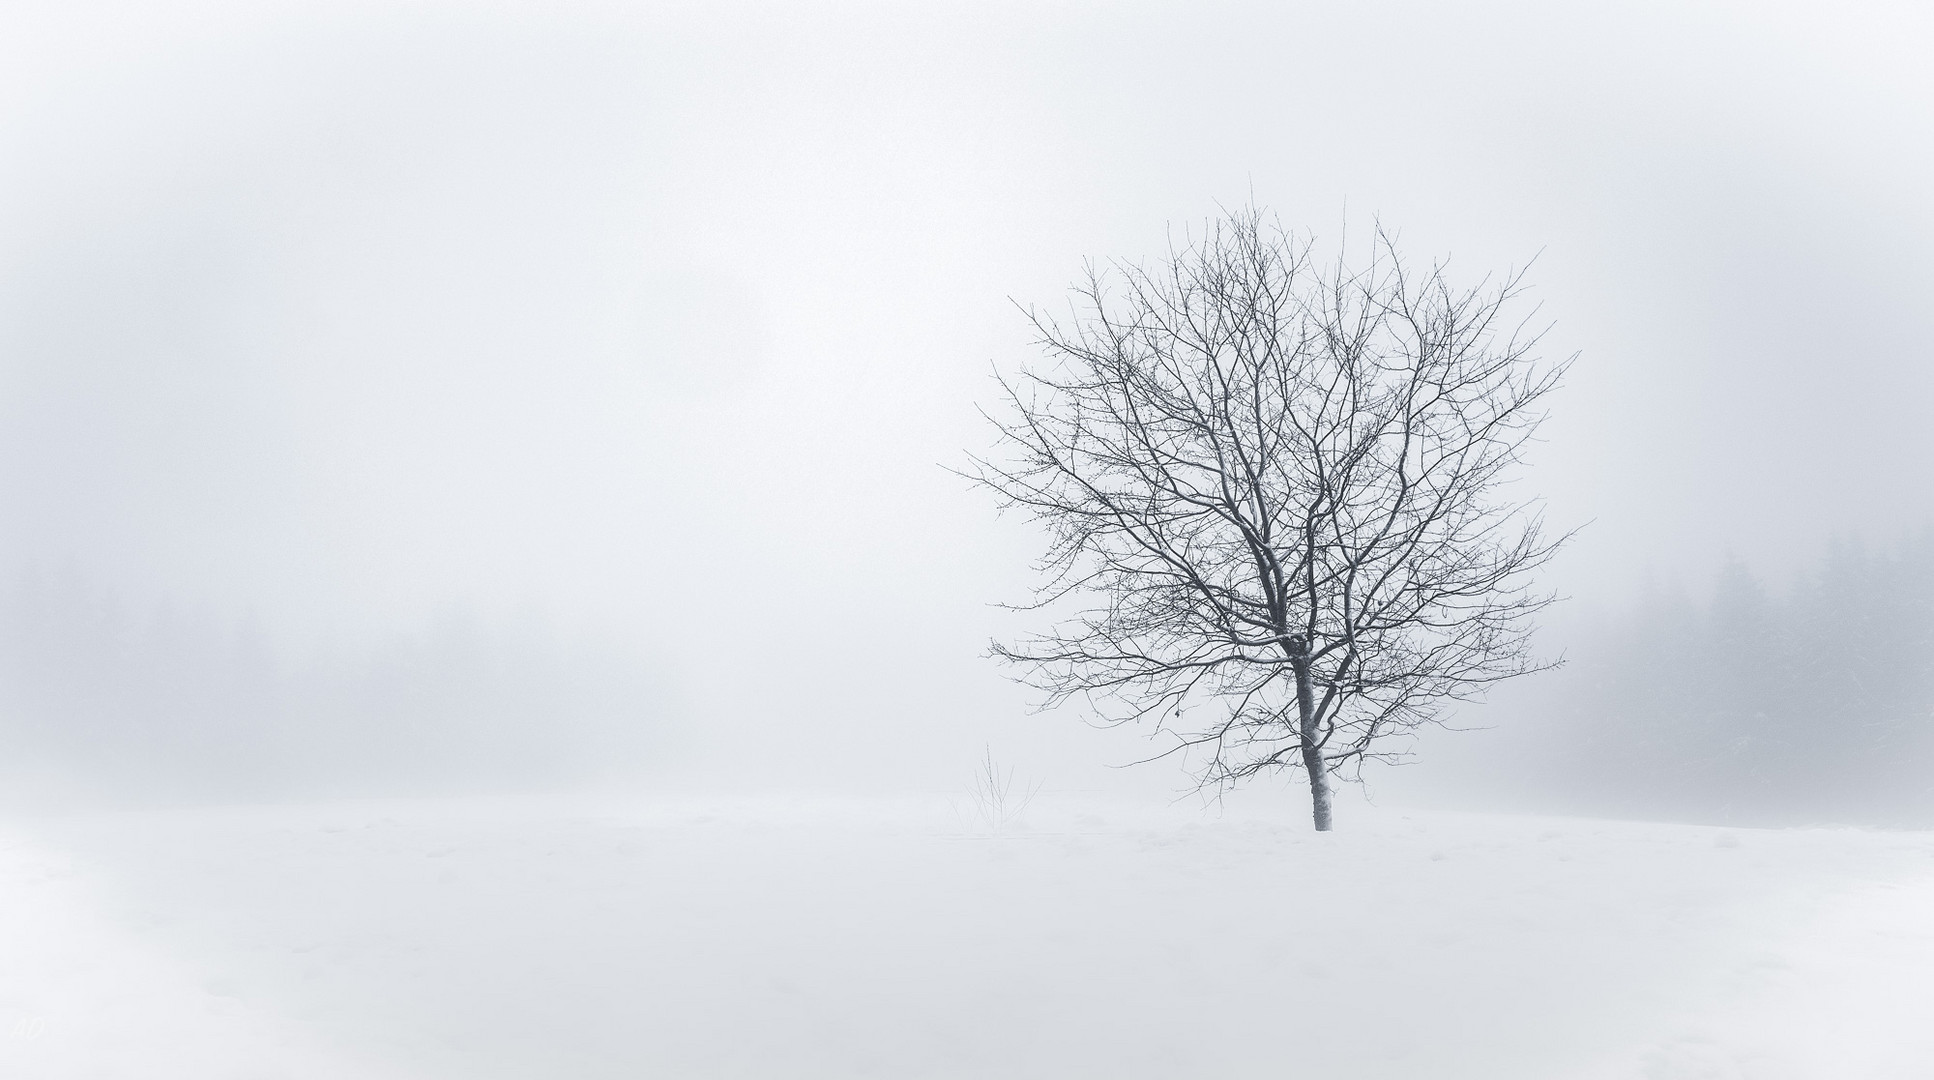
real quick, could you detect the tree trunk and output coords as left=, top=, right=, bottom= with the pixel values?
left=1293, top=662, right=1333, bottom=831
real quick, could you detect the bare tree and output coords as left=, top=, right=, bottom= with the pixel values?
left=967, top=207, right=1568, bottom=830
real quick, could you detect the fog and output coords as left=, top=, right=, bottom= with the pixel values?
left=5, top=0, right=1926, bottom=812
left=6, top=4, right=1934, bottom=1075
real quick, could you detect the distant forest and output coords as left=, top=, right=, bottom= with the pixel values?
left=1498, top=534, right=1934, bottom=826
left=0, top=572, right=662, bottom=805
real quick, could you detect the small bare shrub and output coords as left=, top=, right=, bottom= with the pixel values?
left=967, top=745, right=1041, bottom=833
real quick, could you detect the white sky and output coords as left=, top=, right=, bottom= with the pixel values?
left=2, top=0, right=1931, bottom=792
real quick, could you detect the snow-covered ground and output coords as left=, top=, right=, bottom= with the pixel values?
left=3, top=793, right=1932, bottom=1079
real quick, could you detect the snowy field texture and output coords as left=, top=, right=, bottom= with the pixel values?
left=4, top=794, right=1933, bottom=1080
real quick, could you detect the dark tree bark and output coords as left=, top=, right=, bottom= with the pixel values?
left=967, top=206, right=1568, bottom=830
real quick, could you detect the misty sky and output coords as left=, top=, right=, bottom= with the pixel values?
left=2, top=0, right=1931, bottom=793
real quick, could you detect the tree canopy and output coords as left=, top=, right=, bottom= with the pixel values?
left=970, top=208, right=1567, bottom=828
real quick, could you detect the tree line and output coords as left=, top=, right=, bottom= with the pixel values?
left=0, top=570, right=662, bottom=805
left=1508, top=535, right=1934, bottom=825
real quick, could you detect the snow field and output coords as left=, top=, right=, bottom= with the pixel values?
left=4, top=795, right=1932, bottom=1079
